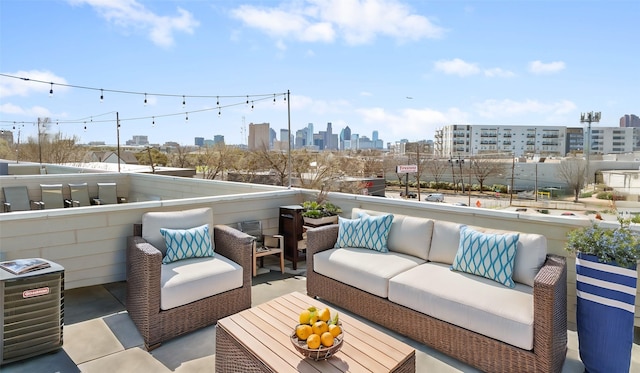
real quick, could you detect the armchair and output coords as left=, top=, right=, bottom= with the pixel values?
left=2, top=186, right=43, bottom=212
left=126, top=207, right=253, bottom=349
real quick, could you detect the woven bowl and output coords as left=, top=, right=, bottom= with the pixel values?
left=290, top=323, right=344, bottom=361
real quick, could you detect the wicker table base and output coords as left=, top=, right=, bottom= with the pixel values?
left=216, top=291, right=415, bottom=373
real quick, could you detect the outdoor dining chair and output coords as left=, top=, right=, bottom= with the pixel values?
left=2, top=186, right=43, bottom=212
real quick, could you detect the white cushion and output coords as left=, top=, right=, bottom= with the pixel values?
left=142, top=208, right=213, bottom=256
left=313, top=247, right=425, bottom=298
left=427, top=220, right=465, bottom=264
left=388, top=262, right=534, bottom=350
left=160, top=254, right=242, bottom=310
left=351, top=208, right=433, bottom=260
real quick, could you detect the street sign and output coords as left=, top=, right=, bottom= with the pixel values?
left=397, top=165, right=418, bottom=173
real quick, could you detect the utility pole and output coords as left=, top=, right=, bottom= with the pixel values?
left=116, top=112, right=121, bottom=173
left=580, top=111, right=600, bottom=187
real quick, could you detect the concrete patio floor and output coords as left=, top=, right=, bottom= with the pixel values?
left=3, top=257, right=639, bottom=373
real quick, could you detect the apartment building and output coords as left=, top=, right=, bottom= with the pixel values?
left=436, top=124, right=640, bottom=157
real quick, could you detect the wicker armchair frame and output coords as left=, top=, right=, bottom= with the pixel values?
left=127, top=224, right=253, bottom=350
left=306, top=224, right=567, bottom=373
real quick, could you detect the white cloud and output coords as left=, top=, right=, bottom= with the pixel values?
left=0, top=103, right=54, bottom=118
left=474, top=99, right=576, bottom=119
left=230, top=0, right=444, bottom=45
left=356, top=106, right=469, bottom=140
left=434, top=58, right=480, bottom=77
left=67, top=0, right=199, bottom=47
left=0, top=70, right=69, bottom=98
left=528, top=60, right=565, bottom=74
left=484, top=68, right=515, bottom=78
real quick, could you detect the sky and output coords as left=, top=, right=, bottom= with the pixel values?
left=1, top=0, right=638, bottom=147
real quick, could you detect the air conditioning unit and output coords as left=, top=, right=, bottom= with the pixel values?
left=0, top=259, right=64, bottom=365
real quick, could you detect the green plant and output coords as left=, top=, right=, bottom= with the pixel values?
left=301, top=200, right=342, bottom=218
left=565, top=218, right=640, bottom=269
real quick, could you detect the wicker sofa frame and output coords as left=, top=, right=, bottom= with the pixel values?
left=306, top=224, right=568, bottom=373
left=127, top=224, right=253, bottom=349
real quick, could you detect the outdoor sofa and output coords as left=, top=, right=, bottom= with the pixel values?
left=306, top=207, right=567, bottom=373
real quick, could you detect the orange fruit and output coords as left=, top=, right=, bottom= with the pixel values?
left=296, top=324, right=312, bottom=340
left=312, top=321, right=328, bottom=336
left=318, top=307, right=331, bottom=322
left=309, top=313, right=319, bottom=324
left=328, top=324, right=341, bottom=338
left=320, top=332, right=334, bottom=347
left=299, top=310, right=311, bottom=325
left=307, top=333, right=321, bottom=349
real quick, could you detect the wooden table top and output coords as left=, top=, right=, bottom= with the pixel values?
left=217, top=292, right=415, bottom=373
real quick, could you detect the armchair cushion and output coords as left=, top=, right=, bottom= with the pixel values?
left=161, top=224, right=214, bottom=264
left=142, top=207, right=213, bottom=256
left=160, top=254, right=243, bottom=310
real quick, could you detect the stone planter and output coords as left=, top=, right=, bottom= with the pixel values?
left=575, top=252, right=637, bottom=373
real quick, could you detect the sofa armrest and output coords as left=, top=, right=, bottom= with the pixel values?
left=213, top=225, right=254, bottom=283
left=306, top=224, right=339, bottom=275
left=533, top=254, right=567, bottom=372
left=126, top=236, right=163, bottom=335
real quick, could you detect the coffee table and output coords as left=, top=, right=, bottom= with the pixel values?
left=216, top=291, right=415, bottom=372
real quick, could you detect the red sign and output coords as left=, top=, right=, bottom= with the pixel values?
left=396, top=165, right=418, bottom=173
left=23, top=287, right=50, bottom=298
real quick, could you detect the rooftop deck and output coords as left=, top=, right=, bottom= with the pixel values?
left=2, top=167, right=639, bottom=371
left=3, top=256, right=639, bottom=373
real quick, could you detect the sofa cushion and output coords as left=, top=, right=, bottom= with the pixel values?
left=427, top=220, right=465, bottom=264
left=451, top=226, right=519, bottom=288
left=160, top=254, right=243, bottom=310
left=314, top=247, right=425, bottom=298
left=389, top=262, right=534, bottom=350
left=336, top=214, right=394, bottom=252
left=142, top=208, right=213, bottom=256
left=351, top=208, right=433, bottom=260
left=161, top=224, right=214, bottom=264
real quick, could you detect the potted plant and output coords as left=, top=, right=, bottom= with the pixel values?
left=301, top=200, right=342, bottom=227
left=565, top=217, right=639, bottom=373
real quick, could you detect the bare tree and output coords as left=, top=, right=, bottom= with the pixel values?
left=470, top=155, right=508, bottom=193
left=255, top=144, right=289, bottom=186
left=556, top=157, right=587, bottom=202
left=169, top=144, right=193, bottom=168
left=423, top=158, right=449, bottom=190
left=197, top=144, right=241, bottom=180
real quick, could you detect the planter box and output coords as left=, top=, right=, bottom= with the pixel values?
left=576, top=252, right=637, bottom=373
left=303, top=215, right=338, bottom=228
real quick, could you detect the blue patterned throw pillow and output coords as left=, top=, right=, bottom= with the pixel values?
left=160, top=224, right=214, bottom=264
left=451, top=226, right=519, bottom=288
left=335, top=213, right=394, bottom=252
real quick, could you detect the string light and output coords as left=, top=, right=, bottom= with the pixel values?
left=185, top=112, right=189, bottom=122
left=152, top=117, right=155, bottom=127
left=0, top=73, right=289, bottom=129
left=182, top=95, right=186, bottom=107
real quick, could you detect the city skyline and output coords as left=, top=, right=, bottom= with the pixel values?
left=1, top=1, right=638, bottom=146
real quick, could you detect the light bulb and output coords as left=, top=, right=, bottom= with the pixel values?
left=185, top=112, right=189, bottom=122
left=182, top=95, right=186, bottom=107
left=49, top=83, right=53, bottom=97
left=152, top=117, right=155, bottom=127
left=100, top=89, right=104, bottom=103
left=144, top=93, right=148, bottom=106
